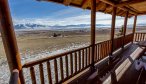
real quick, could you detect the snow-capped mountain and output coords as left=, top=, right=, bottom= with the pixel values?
left=14, top=23, right=146, bottom=30
left=14, top=23, right=111, bottom=30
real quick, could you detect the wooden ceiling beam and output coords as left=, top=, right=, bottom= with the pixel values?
left=96, top=2, right=106, bottom=11
left=99, top=0, right=137, bottom=15
left=63, top=0, right=72, bottom=6
left=116, top=0, right=146, bottom=7
left=81, top=0, right=91, bottom=9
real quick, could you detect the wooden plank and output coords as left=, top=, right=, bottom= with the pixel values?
left=82, top=49, right=84, bottom=68
left=81, top=0, right=90, bottom=9
left=30, top=67, right=36, bottom=84
left=116, top=0, right=146, bottom=7
left=96, top=2, right=106, bottom=11
left=142, top=33, right=145, bottom=41
left=65, top=55, right=69, bottom=77
left=98, top=44, right=100, bottom=61
left=63, top=0, right=72, bottom=6
left=54, top=59, right=58, bottom=83
left=88, top=47, right=91, bottom=65
left=85, top=48, right=88, bottom=67
left=95, top=45, right=97, bottom=62
left=39, top=63, right=45, bottom=84
left=60, top=57, right=64, bottom=80
left=79, top=50, right=81, bottom=71
left=47, top=61, right=52, bottom=84
left=75, top=52, right=77, bottom=73
left=70, top=53, right=73, bottom=75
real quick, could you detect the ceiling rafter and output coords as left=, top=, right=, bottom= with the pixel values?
left=116, top=0, right=146, bottom=7
left=81, top=0, right=91, bottom=9
left=63, top=0, right=72, bottom=6
left=96, top=2, right=106, bottom=11
left=99, top=0, right=137, bottom=15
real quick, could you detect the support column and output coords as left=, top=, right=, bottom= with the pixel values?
left=0, top=0, right=24, bottom=83
left=110, top=7, right=117, bottom=57
left=132, top=15, right=137, bottom=42
left=122, top=11, right=129, bottom=48
left=91, top=0, right=96, bottom=69
left=132, top=15, right=137, bottom=34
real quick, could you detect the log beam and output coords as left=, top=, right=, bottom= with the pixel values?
left=99, top=0, right=137, bottom=15
left=122, top=11, right=129, bottom=48
left=0, top=0, right=24, bottom=83
left=82, top=0, right=91, bottom=9
left=133, top=15, right=137, bottom=34
left=63, top=0, right=72, bottom=6
left=116, top=0, right=146, bottom=7
left=110, top=6, right=117, bottom=56
left=91, top=0, right=96, bottom=69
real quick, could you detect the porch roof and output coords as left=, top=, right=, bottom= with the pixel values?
left=37, top=0, right=146, bottom=17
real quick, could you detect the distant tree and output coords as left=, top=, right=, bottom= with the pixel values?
left=53, top=33, right=61, bottom=37
left=53, top=33, right=57, bottom=37
left=119, top=25, right=124, bottom=35
left=117, top=25, right=124, bottom=37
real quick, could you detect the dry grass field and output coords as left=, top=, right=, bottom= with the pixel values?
left=0, top=29, right=111, bottom=59
left=0, top=27, right=145, bottom=60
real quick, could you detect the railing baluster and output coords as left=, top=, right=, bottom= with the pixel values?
left=39, top=63, right=44, bottom=84
left=103, top=42, right=106, bottom=57
left=105, top=41, right=108, bottom=56
left=60, top=57, right=64, bottom=81
left=99, top=44, right=101, bottom=60
left=135, top=33, right=138, bottom=41
left=143, top=33, right=146, bottom=41
left=30, top=67, right=36, bottom=84
left=70, top=53, right=73, bottom=75
left=47, top=61, right=52, bottom=84
left=88, top=47, right=90, bottom=65
left=142, top=33, right=145, bottom=41
left=75, top=52, right=77, bottom=73
left=54, top=59, right=58, bottom=83
left=85, top=48, right=88, bottom=66
left=98, top=44, right=100, bottom=61
left=65, top=55, right=69, bottom=77
left=95, top=45, right=97, bottom=62
left=79, top=50, right=81, bottom=71
left=82, top=49, right=84, bottom=69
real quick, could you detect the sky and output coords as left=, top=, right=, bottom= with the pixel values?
left=8, top=0, right=146, bottom=26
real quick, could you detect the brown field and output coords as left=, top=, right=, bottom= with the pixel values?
left=0, top=27, right=145, bottom=60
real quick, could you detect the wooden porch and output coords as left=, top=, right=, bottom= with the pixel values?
left=0, top=0, right=146, bottom=84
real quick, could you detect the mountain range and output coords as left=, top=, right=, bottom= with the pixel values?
left=14, top=23, right=146, bottom=30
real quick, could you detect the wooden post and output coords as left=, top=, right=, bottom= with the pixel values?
left=122, top=11, right=129, bottom=48
left=132, top=15, right=137, bottom=42
left=91, top=0, right=96, bottom=69
left=110, top=7, right=117, bottom=57
left=0, top=0, right=25, bottom=83
left=133, top=15, right=137, bottom=34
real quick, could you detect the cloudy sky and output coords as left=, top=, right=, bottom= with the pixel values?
left=9, top=0, right=146, bottom=26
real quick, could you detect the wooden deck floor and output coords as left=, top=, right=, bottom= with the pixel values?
left=67, top=43, right=146, bottom=84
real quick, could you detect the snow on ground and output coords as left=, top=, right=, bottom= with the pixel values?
left=0, top=43, right=89, bottom=84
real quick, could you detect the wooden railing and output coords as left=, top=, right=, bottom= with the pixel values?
left=113, top=36, right=124, bottom=51
left=23, top=45, right=92, bottom=84
left=124, top=33, right=134, bottom=45
left=22, top=33, right=135, bottom=84
left=134, top=32, right=146, bottom=42
left=94, top=40, right=111, bottom=63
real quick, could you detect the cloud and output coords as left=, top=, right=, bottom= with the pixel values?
left=12, top=13, right=146, bottom=26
